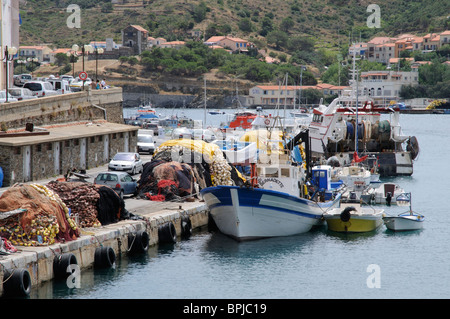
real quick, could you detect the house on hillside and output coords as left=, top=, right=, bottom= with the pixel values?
left=204, top=35, right=251, bottom=52
left=122, top=25, right=148, bottom=55
left=19, top=45, right=52, bottom=63
left=159, top=41, right=186, bottom=49
left=147, top=37, right=167, bottom=48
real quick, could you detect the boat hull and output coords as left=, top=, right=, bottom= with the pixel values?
left=323, top=207, right=384, bottom=233
left=200, top=185, right=341, bottom=241
left=383, top=215, right=424, bottom=231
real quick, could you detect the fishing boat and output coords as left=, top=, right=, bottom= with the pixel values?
left=323, top=204, right=385, bottom=233
left=226, top=110, right=259, bottom=130
left=361, top=182, right=406, bottom=206
left=308, top=55, right=419, bottom=177
left=137, top=102, right=156, bottom=114
left=209, top=110, right=225, bottom=115
left=200, top=129, right=342, bottom=241
left=290, top=107, right=309, bottom=118
left=383, top=193, right=424, bottom=231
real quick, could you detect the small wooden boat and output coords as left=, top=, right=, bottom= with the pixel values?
left=383, top=193, right=424, bottom=231
left=383, top=212, right=424, bottom=231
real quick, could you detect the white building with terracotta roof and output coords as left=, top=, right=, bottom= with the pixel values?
left=358, top=70, right=419, bottom=105
left=246, top=83, right=350, bottom=106
left=19, top=45, right=52, bottom=63
left=204, top=35, right=250, bottom=52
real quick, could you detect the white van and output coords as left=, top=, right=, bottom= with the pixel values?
left=23, top=81, right=58, bottom=97
left=47, top=79, right=71, bottom=94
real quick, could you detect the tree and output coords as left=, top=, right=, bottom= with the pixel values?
left=266, top=30, right=289, bottom=50
left=320, top=62, right=350, bottom=86
left=259, top=16, right=274, bottom=36
left=192, top=2, right=207, bottom=23
left=280, top=17, right=294, bottom=33
left=54, top=53, right=69, bottom=66
left=238, top=18, right=253, bottom=33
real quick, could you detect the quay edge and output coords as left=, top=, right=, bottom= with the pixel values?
left=0, top=199, right=209, bottom=297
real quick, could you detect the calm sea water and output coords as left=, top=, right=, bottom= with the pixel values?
left=30, top=110, right=450, bottom=299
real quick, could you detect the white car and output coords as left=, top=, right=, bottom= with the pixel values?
left=0, top=90, right=18, bottom=103
left=108, top=152, right=143, bottom=175
left=137, top=134, right=155, bottom=154
left=193, top=129, right=217, bottom=142
left=8, top=87, right=38, bottom=101
left=70, top=78, right=92, bottom=92
left=23, top=81, right=58, bottom=97
left=171, top=127, right=193, bottom=140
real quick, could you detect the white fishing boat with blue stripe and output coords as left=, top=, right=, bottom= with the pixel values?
left=200, top=130, right=342, bottom=241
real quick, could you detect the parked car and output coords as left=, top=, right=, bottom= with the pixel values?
left=69, top=78, right=92, bottom=92
left=137, top=133, right=155, bottom=154
left=94, top=171, right=137, bottom=199
left=142, top=122, right=160, bottom=135
left=13, top=74, right=32, bottom=87
left=23, top=81, right=58, bottom=97
left=60, top=75, right=74, bottom=83
left=171, top=127, right=193, bottom=140
left=0, top=90, right=18, bottom=103
left=8, top=87, right=38, bottom=101
left=193, top=129, right=217, bottom=142
left=47, top=78, right=71, bottom=94
left=108, top=152, right=143, bottom=175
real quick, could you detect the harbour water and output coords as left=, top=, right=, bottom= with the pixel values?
left=29, top=110, right=450, bottom=299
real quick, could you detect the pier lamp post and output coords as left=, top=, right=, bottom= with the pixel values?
left=71, top=44, right=80, bottom=76
left=81, top=44, right=94, bottom=73
left=27, top=56, right=38, bottom=76
left=17, top=59, right=26, bottom=74
left=67, top=50, right=78, bottom=78
left=3, top=46, right=18, bottom=103
left=94, top=47, right=104, bottom=82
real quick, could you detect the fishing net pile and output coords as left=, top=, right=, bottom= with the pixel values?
left=0, top=183, right=80, bottom=246
left=137, top=139, right=245, bottom=201
left=46, top=181, right=102, bottom=228
left=47, top=181, right=128, bottom=227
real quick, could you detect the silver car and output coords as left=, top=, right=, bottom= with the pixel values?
left=8, top=87, right=38, bottom=101
left=94, top=171, right=137, bottom=199
left=108, top=152, right=143, bottom=175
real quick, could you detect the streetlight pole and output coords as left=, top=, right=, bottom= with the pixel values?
left=94, top=47, right=104, bottom=82
left=3, top=46, right=18, bottom=103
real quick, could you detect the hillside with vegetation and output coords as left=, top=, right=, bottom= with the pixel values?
left=19, top=0, right=450, bottom=99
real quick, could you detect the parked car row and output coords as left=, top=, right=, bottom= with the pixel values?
left=5, top=74, right=95, bottom=102
left=171, top=128, right=217, bottom=142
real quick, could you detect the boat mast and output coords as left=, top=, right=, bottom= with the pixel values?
left=204, top=77, right=206, bottom=129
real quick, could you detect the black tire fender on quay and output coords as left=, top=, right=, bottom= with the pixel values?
left=3, top=268, right=32, bottom=297
left=128, top=230, right=150, bottom=254
left=53, top=253, right=78, bottom=280
left=340, top=206, right=356, bottom=222
left=158, top=222, right=177, bottom=244
left=94, top=246, right=116, bottom=269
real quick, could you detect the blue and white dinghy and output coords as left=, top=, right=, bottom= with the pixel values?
left=201, top=130, right=341, bottom=241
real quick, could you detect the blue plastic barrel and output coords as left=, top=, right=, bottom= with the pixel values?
left=0, top=167, right=3, bottom=188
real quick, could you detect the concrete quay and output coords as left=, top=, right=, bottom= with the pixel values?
left=0, top=154, right=210, bottom=297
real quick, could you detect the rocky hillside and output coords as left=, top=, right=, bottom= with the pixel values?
left=20, top=0, right=450, bottom=50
